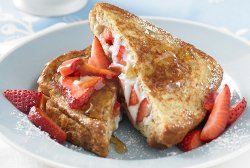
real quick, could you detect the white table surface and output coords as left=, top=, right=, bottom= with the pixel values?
left=0, top=0, right=250, bottom=167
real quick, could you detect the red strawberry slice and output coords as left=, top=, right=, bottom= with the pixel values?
left=88, top=37, right=111, bottom=69
left=71, top=76, right=105, bottom=98
left=64, top=87, right=94, bottom=109
left=60, top=76, right=104, bottom=109
left=136, top=98, right=151, bottom=124
left=117, top=45, right=126, bottom=66
left=103, top=28, right=114, bottom=45
left=129, top=86, right=139, bottom=106
left=58, top=57, right=83, bottom=76
left=203, top=92, right=218, bottom=111
left=108, top=64, right=122, bottom=76
left=178, top=129, right=203, bottom=152
left=113, top=101, right=121, bottom=117
left=76, top=63, right=118, bottom=79
left=61, top=76, right=80, bottom=89
left=3, top=89, right=42, bottom=114
left=200, top=85, right=231, bottom=142
left=227, top=98, right=247, bottom=126
left=28, top=106, right=66, bottom=144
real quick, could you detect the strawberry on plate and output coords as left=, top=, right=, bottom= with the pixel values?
left=113, top=101, right=121, bottom=117
left=178, top=129, right=203, bottom=152
left=203, top=92, right=218, bottom=111
left=103, top=28, right=114, bottom=45
left=3, top=89, right=42, bottom=114
left=136, top=98, right=151, bottom=124
left=88, top=37, right=111, bottom=69
left=129, top=86, right=139, bottom=106
left=76, top=63, right=118, bottom=79
left=200, top=84, right=231, bottom=142
left=58, top=57, right=83, bottom=76
left=227, top=98, right=247, bottom=126
left=28, top=106, right=66, bottom=143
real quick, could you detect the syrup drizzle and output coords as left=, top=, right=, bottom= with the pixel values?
left=111, top=135, right=127, bottom=154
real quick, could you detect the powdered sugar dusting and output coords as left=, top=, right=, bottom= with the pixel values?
left=64, top=143, right=89, bottom=154
left=195, top=115, right=250, bottom=157
left=7, top=72, right=249, bottom=160
left=108, top=116, right=180, bottom=159
left=11, top=110, right=51, bottom=140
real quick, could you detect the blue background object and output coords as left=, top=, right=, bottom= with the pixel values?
left=0, top=0, right=250, bottom=43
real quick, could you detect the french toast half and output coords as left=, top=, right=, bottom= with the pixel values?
left=37, top=47, right=120, bottom=157
left=89, top=3, right=223, bottom=148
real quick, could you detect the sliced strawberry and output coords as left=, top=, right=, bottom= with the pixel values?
left=58, top=57, right=83, bottom=76
left=88, top=37, right=111, bottom=69
left=200, top=85, right=231, bottom=142
left=71, top=76, right=105, bottom=98
left=60, top=76, right=104, bottom=109
left=129, top=86, right=139, bottom=106
left=61, top=76, right=80, bottom=89
left=67, top=88, right=94, bottom=109
left=227, top=98, right=247, bottom=126
left=28, top=106, right=66, bottom=143
left=178, top=129, right=203, bottom=152
left=103, top=28, right=114, bottom=45
left=3, top=89, right=42, bottom=114
left=136, top=98, right=151, bottom=124
left=203, top=92, right=218, bottom=111
left=60, top=83, right=94, bottom=110
left=117, top=45, right=126, bottom=66
left=108, top=64, right=122, bottom=76
left=76, top=63, right=118, bottom=79
left=113, top=101, right=121, bottom=117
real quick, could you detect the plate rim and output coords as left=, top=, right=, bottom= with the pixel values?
left=1, top=16, right=250, bottom=168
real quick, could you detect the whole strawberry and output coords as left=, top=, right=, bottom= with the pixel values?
left=3, top=89, right=42, bottom=114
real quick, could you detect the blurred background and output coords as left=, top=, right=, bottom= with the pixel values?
left=0, top=0, right=250, bottom=48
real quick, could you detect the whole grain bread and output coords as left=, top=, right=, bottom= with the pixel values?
left=38, top=47, right=119, bottom=156
left=89, top=3, right=223, bottom=148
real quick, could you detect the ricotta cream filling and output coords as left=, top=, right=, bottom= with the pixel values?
left=101, top=33, right=152, bottom=125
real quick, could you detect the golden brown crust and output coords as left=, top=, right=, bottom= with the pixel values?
left=89, top=3, right=223, bottom=147
left=37, top=47, right=118, bottom=157
left=46, top=100, right=109, bottom=157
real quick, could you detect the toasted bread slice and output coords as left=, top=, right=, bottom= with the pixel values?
left=89, top=3, right=223, bottom=148
left=37, top=47, right=120, bottom=157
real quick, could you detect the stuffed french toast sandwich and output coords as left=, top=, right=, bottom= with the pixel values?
left=88, top=3, right=223, bottom=148
left=9, top=3, right=250, bottom=158
left=38, top=47, right=121, bottom=157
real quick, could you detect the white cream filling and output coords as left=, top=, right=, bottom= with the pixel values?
left=106, top=34, right=136, bottom=71
left=114, top=114, right=121, bottom=130
left=119, top=74, right=149, bottom=125
left=101, top=34, right=151, bottom=125
left=109, top=34, right=121, bottom=64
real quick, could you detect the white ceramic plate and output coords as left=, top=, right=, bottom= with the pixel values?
left=0, top=17, right=250, bottom=168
